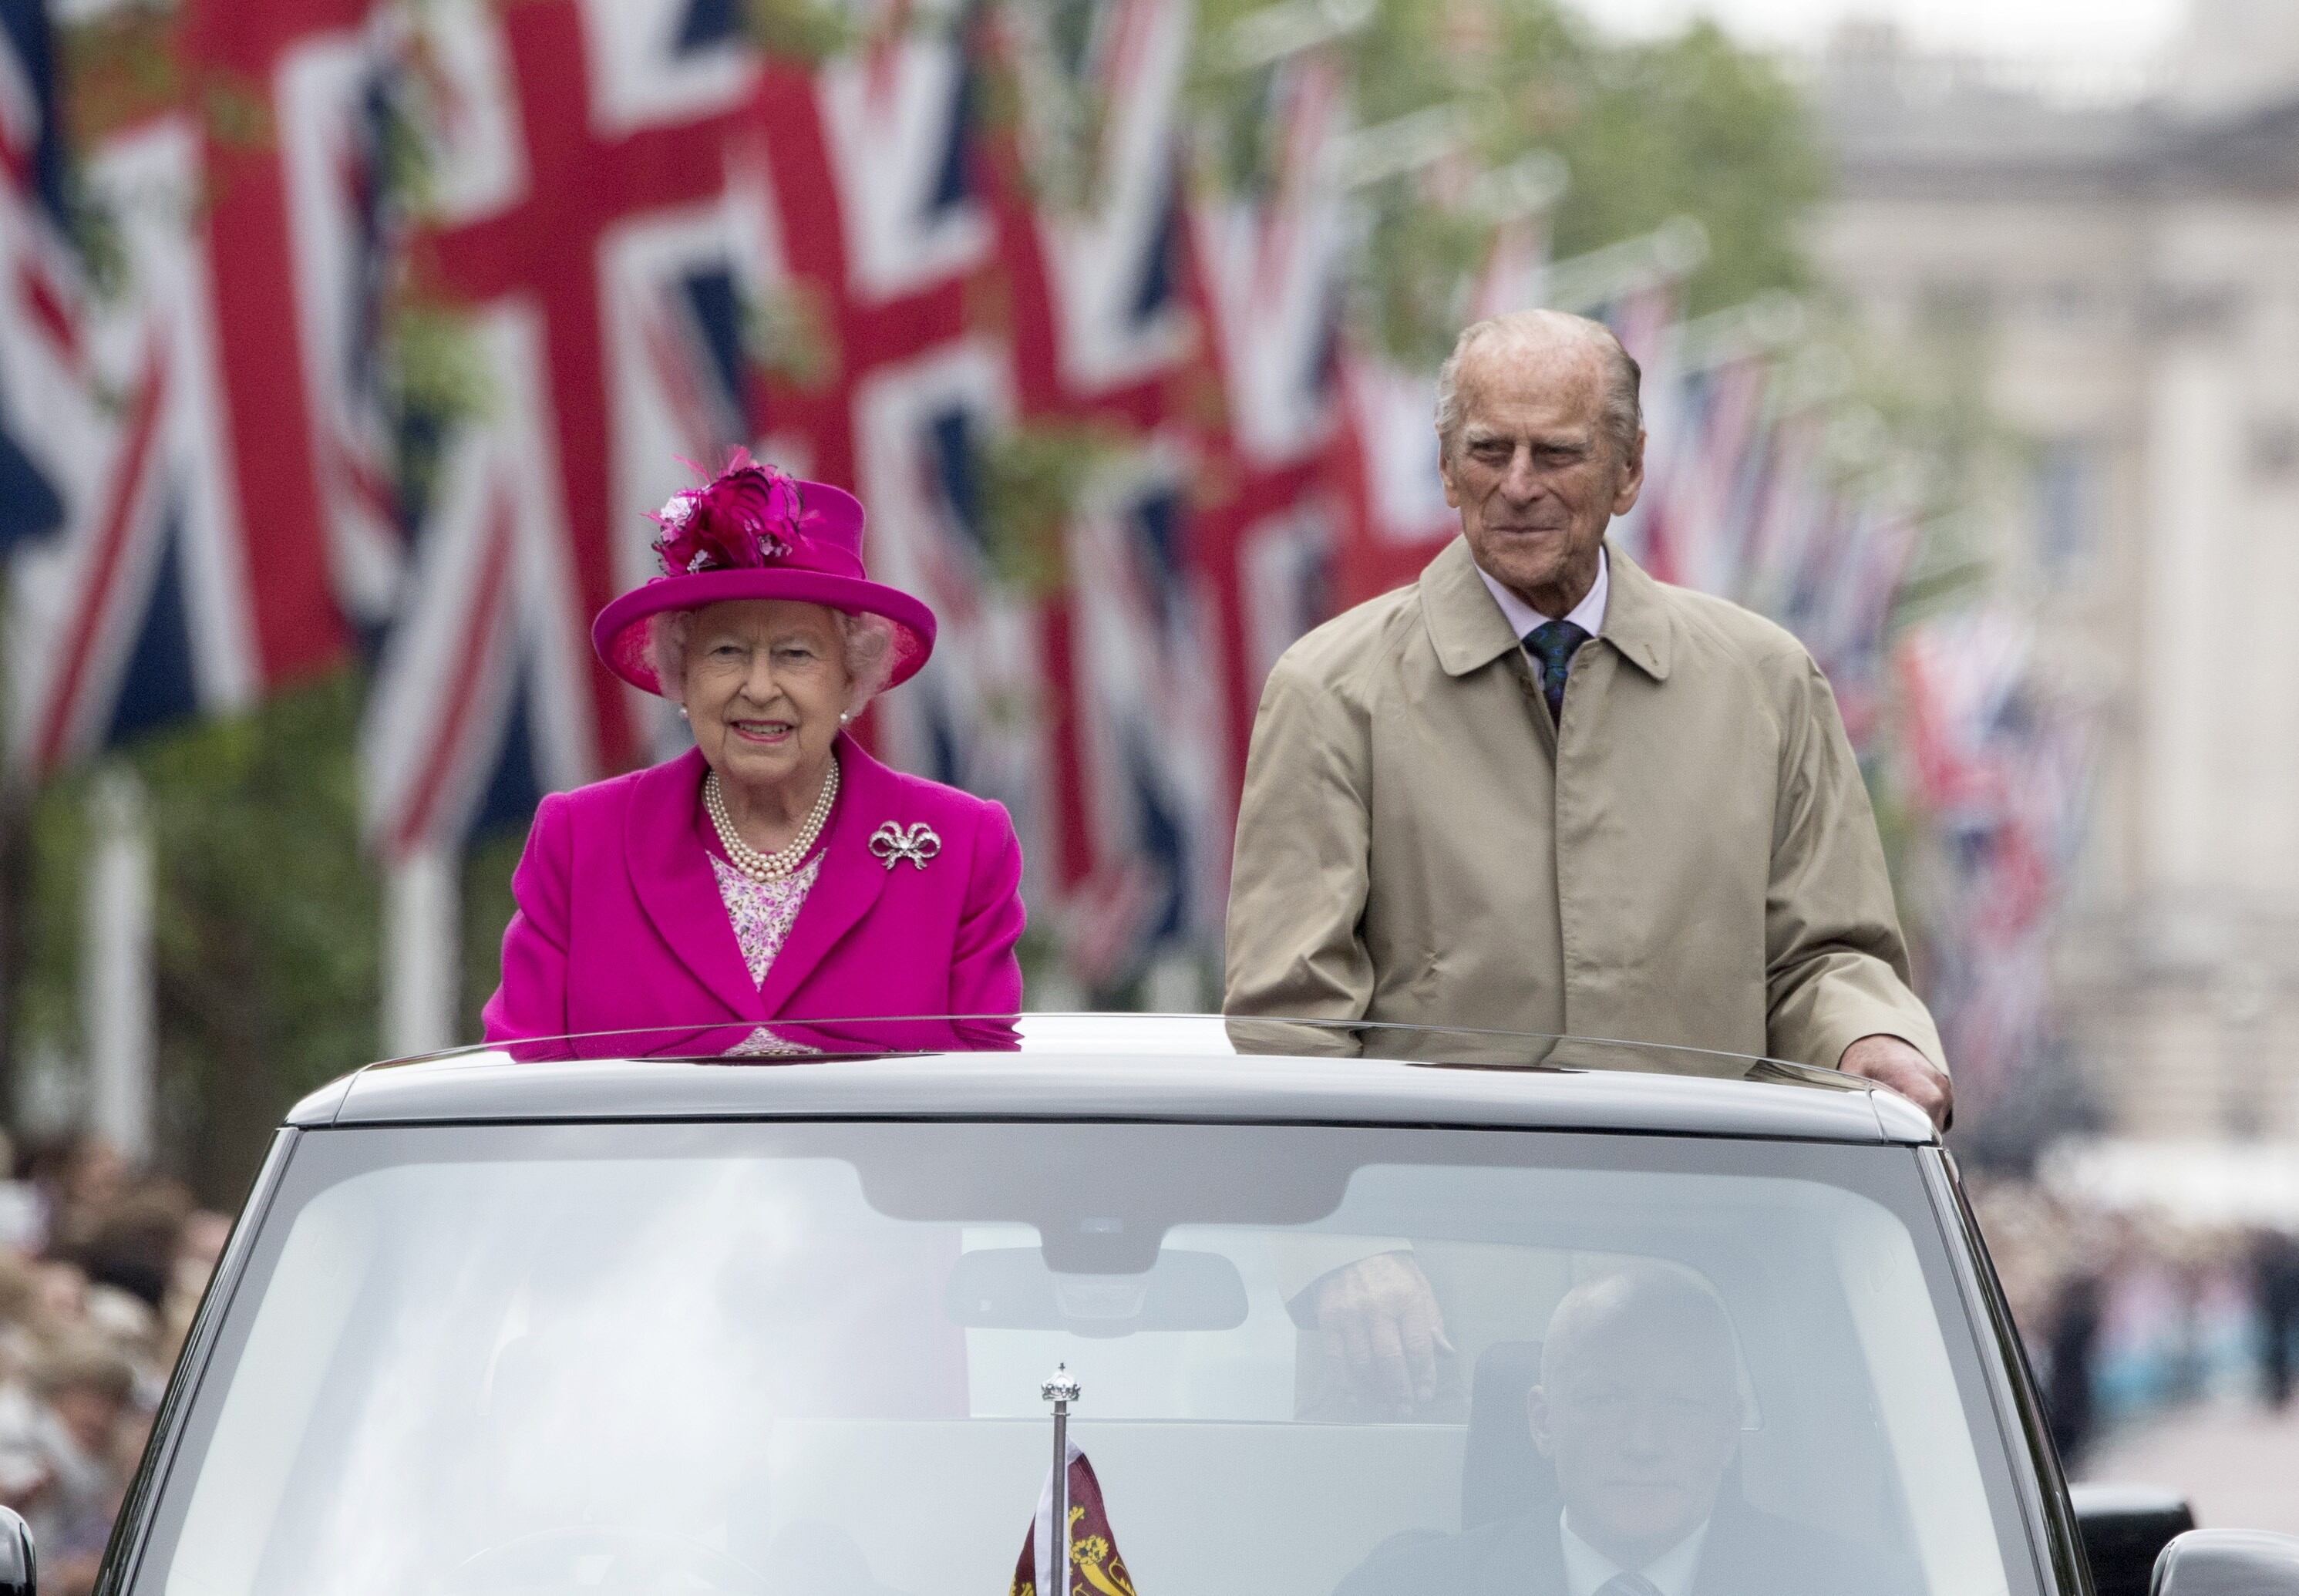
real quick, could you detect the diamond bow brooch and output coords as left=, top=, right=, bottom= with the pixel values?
left=869, top=821, right=942, bottom=871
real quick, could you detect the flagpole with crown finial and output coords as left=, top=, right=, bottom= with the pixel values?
left=1041, top=1364, right=1079, bottom=1594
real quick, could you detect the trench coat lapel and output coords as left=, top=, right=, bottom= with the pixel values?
left=626, top=746, right=766, bottom=1022
left=1420, top=537, right=1523, bottom=678
left=1595, top=544, right=1675, bottom=682
left=753, top=731, right=890, bottom=1017
left=1418, top=535, right=1674, bottom=682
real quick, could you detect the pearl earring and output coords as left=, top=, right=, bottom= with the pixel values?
left=840, top=710, right=853, bottom=724
left=678, top=705, right=688, bottom=719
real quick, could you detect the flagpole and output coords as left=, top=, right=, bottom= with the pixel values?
left=85, top=767, right=154, bottom=1162
left=1041, top=1364, right=1079, bottom=1594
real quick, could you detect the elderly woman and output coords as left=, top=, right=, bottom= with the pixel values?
left=481, top=453, right=1025, bottom=1047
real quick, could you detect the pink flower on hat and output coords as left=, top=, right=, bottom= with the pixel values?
left=648, top=449, right=803, bottom=576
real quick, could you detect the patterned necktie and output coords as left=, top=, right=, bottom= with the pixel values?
left=1524, top=618, right=1590, bottom=725
left=1594, top=1574, right=1665, bottom=1596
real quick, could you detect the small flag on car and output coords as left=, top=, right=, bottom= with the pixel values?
left=1008, top=1439, right=1138, bottom=1596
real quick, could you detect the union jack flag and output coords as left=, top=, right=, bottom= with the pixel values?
left=1333, top=354, right=1452, bottom=561
left=6, top=124, right=274, bottom=772
left=0, top=0, right=75, bottom=561
left=1737, top=406, right=1828, bottom=621
left=1237, top=495, right=1337, bottom=689
left=2, top=0, right=350, bottom=773
left=1181, top=35, right=1348, bottom=778
left=278, top=16, right=415, bottom=643
left=1190, top=45, right=1346, bottom=470
left=1063, top=442, right=1229, bottom=991
left=1017, top=0, right=1194, bottom=396
left=355, top=0, right=762, bottom=851
left=817, top=1, right=992, bottom=305
left=850, top=335, right=1053, bottom=881
left=1641, top=348, right=1771, bottom=602
left=1894, top=611, right=2090, bottom=1102
left=360, top=308, right=601, bottom=854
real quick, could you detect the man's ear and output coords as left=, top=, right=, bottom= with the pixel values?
left=1527, top=1383, right=1555, bottom=1460
left=1610, top=429, right=1647, bottom=516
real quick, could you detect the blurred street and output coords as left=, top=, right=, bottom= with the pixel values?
left=2084, top=1401, right=2299, bottom=1536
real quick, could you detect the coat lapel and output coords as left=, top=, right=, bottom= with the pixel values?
left=1418, top=534, right=1675, bottom=683
left=1595, top=544, right=1675, bottom=682
left=753, top=732, right=891, bottom=1017
left=1420, top=536, right=1523, bottom=678
left=624, top=746, right=765, bottom=1022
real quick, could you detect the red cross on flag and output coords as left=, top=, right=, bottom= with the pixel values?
left=2, top=0, right=354, bottom=775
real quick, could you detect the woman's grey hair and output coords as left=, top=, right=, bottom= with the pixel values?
left=645, top=605, right=899, bottom=715
left=1433, top=308, right=1643, bottom=464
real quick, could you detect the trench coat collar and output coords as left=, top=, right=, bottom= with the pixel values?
left=625, top=732, right=890, bottom=1020
left=1420, top=534, right=1674, bottom=683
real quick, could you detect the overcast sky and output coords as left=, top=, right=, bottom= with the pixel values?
left=1585, top=0, right=2190, bottom=76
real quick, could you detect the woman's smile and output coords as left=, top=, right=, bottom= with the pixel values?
left=729, top=717, right=796, bottom=746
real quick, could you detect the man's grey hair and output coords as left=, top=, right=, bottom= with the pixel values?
left=1540, top=1264, right=1738, bottom=1397
left=644, top=604, right=898, bottom=715
left=1432, top=308, right=1643, bottom=464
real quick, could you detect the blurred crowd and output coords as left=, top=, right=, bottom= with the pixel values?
left=1974, top=1177, right=2299, bottom=1472
left=0, top=1133, right=227, bottom=1595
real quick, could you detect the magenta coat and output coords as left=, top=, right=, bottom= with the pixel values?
left=480, top=735, right=1025, bottom=1047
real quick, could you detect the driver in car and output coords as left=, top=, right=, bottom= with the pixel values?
left=1334, top=1266, right=1904, bottom=1596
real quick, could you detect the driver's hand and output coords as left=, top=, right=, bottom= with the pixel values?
left=1297, top=1251, right=1454, bottom=1416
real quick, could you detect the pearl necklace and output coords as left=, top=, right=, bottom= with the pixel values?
left=705, top=760, right=839, bottom=882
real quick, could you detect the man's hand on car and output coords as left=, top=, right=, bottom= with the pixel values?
left=1297, top=1250, right=1454, bottom=1416
left=1838, top=1033, right=1952, bottom=1132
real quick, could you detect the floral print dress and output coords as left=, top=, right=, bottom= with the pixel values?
left=709, top=850, right=825, bottom=1056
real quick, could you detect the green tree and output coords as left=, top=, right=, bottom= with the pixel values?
left=1530, top=21, right=1826, bottom=315
left=19, top=674, right=379, bottom=1206
left=1192, top=1, right=1826, bottom=357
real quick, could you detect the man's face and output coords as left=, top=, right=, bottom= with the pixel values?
left=1439, top=337, right=1642, bottom=604
left=1530, top=1326, right=1740, bottom=1564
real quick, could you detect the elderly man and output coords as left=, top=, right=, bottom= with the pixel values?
left=1226, top=309, right=1949, bottom=1408
left=1227, top=308, right=1944, bottom=1109
left=1333, top=1268, right=1907, bottom=1595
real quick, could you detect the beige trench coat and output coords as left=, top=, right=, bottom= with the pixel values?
left=1223, top=536, right=1944, bottom=1073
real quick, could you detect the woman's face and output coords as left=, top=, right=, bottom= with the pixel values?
left=678, top=600, right=853, bottom=795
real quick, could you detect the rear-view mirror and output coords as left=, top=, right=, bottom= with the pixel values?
left=944, top=1248, right=1248, bottom=1337
left=2153, top=1528, right=2299, bottom=1594
left=2071, top=1483, right=2193, bottom=1596
left=0, top=1503, right=32, bottom=1596
left=850, top=1123, right=1352, bottom=1272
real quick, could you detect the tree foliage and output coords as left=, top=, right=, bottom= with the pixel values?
left=1531, top=21, right=1826, bottom=315
left=1191, top=0, right=1826, bottom=355
left=19, top=673, right=379, bottom=1204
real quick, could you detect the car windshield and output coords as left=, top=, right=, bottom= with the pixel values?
left=136, top=1122, right=2034, bottom=1596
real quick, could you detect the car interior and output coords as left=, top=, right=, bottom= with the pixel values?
left=148, top=1123, right=2024, bottom=1596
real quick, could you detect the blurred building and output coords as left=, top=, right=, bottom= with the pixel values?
left=1807, top=5, right=2299, bottom=1138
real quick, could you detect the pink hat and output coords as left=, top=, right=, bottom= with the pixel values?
left=592, top=451, right=936, bottom=698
